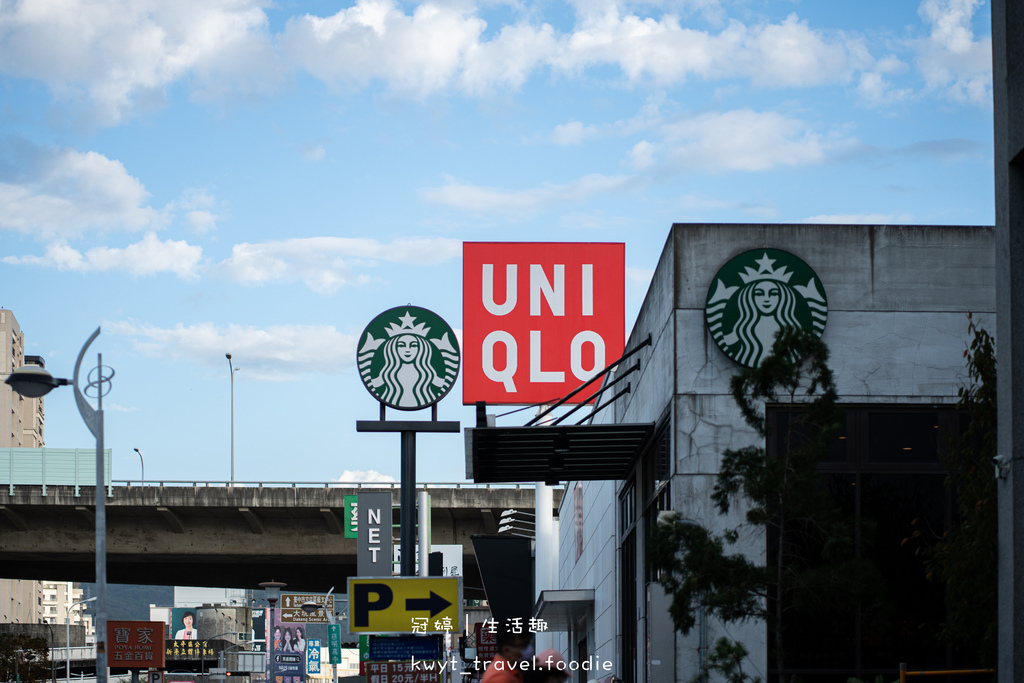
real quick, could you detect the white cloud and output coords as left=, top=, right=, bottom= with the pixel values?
left=551, top=12, right=864, bottom=88
left=108, top=320, right=359, bottom=379
left=628, top=140, right=657, bottom=170
left=0, top=142, right=161, bottom=238
left=2, top=233, right=203, bottom=278
left=915, top=0, right=991, bottom=106
left=802, top=213, right=913, bottom=224
left=2, top=0, right=982, bottom=119
left=281, top=0, right=488, bottom=97
left=217, top=236, right=463, bottom=294
left=302, top=144, right=327, bottom=161
left=168, top=188, right=222, bottom=234
left=551, top=121, right=600, bottom=146
left=0, top=0, right=279, bottom=125
left=422, top=173, right=633, bottom=215
left=662, top=109, right=829, bottom=172
left=335, top=469, right=396, bottom=483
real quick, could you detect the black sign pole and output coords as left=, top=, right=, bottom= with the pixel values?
left=356, top=417, right=460, bottom=577
left=401, top=431, right=416, bottom=577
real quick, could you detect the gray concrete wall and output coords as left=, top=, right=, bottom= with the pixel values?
left=565, top=223, right=996, bottom=683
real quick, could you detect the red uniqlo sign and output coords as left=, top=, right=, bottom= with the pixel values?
left=107, top=620, right=166, bottom=669
left=463, top=242, right=624, bottom=405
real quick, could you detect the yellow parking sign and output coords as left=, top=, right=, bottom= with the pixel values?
left=348, top=577, right=462, bottom=634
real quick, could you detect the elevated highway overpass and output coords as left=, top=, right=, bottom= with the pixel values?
left=0, top=481, right=560, bottom=592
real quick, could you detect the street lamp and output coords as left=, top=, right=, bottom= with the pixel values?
left=302, top=587, right=337, bottom=683
left=258, top=580, right=286, bottom=609
left=6, top=328, right=111, bottom=683
left=226, top=353, right=235, bottom=484
left=132, top=448, right=144, bottom=486
left=66, top=596, right=97, bottom=683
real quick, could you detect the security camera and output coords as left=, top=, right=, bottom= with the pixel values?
left=993, top=454, right=1010, bottom=480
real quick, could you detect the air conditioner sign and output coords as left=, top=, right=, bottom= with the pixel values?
left=463, top=242, right=624, bottom=405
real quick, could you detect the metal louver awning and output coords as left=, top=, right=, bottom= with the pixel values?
left=465, top=422, right=654, bottom=484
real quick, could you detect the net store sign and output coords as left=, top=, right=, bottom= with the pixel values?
left=463, top=243, right=624, bottom=405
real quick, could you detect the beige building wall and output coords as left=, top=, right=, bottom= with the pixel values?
left=1, top=309, right=45, bottom=448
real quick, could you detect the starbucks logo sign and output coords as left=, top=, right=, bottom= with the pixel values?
left=358, top=306, right=461, bottom=410
left=706, top=249, right=827, bottom=368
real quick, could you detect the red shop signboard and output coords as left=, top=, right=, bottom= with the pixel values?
left=463, top=242, right=624, bottom=405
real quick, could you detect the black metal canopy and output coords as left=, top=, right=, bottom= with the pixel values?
left=465, top=422, right=654, bottom=484
left=464, top=335, right=655, bottom=485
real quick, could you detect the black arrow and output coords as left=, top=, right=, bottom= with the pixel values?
left=405, top=591, right=452, bottom=618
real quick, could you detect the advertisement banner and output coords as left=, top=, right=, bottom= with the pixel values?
left=108, top=620, right=166, bottom=669
left=170, top=607, right=201, bottom=641
left=463, top=242, right=625, bottom=405
left=266, top=608, right=306, bottom=683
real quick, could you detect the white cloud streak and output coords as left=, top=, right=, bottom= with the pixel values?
left=0, top=143, right=161, bottom=238
left=2, top=232, right=203, bottom=277
left=421, top=173, right=633, bottom=215
left=0, top=0, right=279, bottom=125
left=335, top=469, right=397, bottom=482
left=108, top=320, right=359, bottom=379
left=802, top=213, right=914, bottom=224
left=218, top=236, right=463, bottom=293
left=2, top=0, right=980, bottom=122
left=915, top=0, right=991, bottom=105
left=662, top=109, right=829, bottom=172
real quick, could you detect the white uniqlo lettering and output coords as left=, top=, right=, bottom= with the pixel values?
left=570, top=331, right=605, bottom=381
left=530, top=264, right=564, bottom=316
left=582, top=264, right=593, bottom=316
left=482, top=331, right=517, bottom=391
left=482, top=264, right=517, bottom=315
left=530, top=331, right=564, bottom=383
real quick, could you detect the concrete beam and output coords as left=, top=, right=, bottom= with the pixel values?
left=320, top=508, right=342, bottom=535
left=239, top=507, right=264, bottom=534
left=0, top=505, right=27, bottom=531
left=481, top=508, right=496, bottom=534
left=157, top=506, right=185, bottom=534
left=75, top=506, right=94, bottom=524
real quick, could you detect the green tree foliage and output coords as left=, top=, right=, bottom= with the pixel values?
left=691, top=638, right=763, bottom=683
left=649, top=329, right=883, bottom=683
left=919, top=315, right=997, bottom=665
left=0, top=633, right=51, bottom=683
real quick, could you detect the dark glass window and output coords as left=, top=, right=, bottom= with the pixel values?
left=867, top=412, right=940, bottom=463
left=766, top=404, right=961, bottom=683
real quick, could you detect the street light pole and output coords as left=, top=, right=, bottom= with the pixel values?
left=66, top=597, right=96, bottom=683
left=226, top=354, right=234, bottom=484
left=133, top=448, right=144, bottom=486
left=7, top=329, right=111, bottom=683
left=301, top=588, right=338, bottom=683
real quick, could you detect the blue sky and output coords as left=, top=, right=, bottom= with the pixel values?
left=1, top=0, right=993, bottom=484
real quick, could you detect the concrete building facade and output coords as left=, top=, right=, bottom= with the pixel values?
left=1, top=309, right=45, bottom=449
left=553, top=224, right=995, bottom=683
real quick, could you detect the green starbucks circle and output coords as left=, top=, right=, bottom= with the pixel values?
left=706, top=249, right=828, bottom=368
left=358, top=306, right=461, bottom=410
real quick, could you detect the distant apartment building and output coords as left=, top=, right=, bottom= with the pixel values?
left=1, top=308, right=45, bottom=448
left=0, top=578, right=91, bottom=628
left=0, top=310, right=93, bottom=637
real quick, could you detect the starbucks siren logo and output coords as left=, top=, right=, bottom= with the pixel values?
left=358, top=306, right=460, bottom=410
left=706, top=249, right=827, bottom=368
